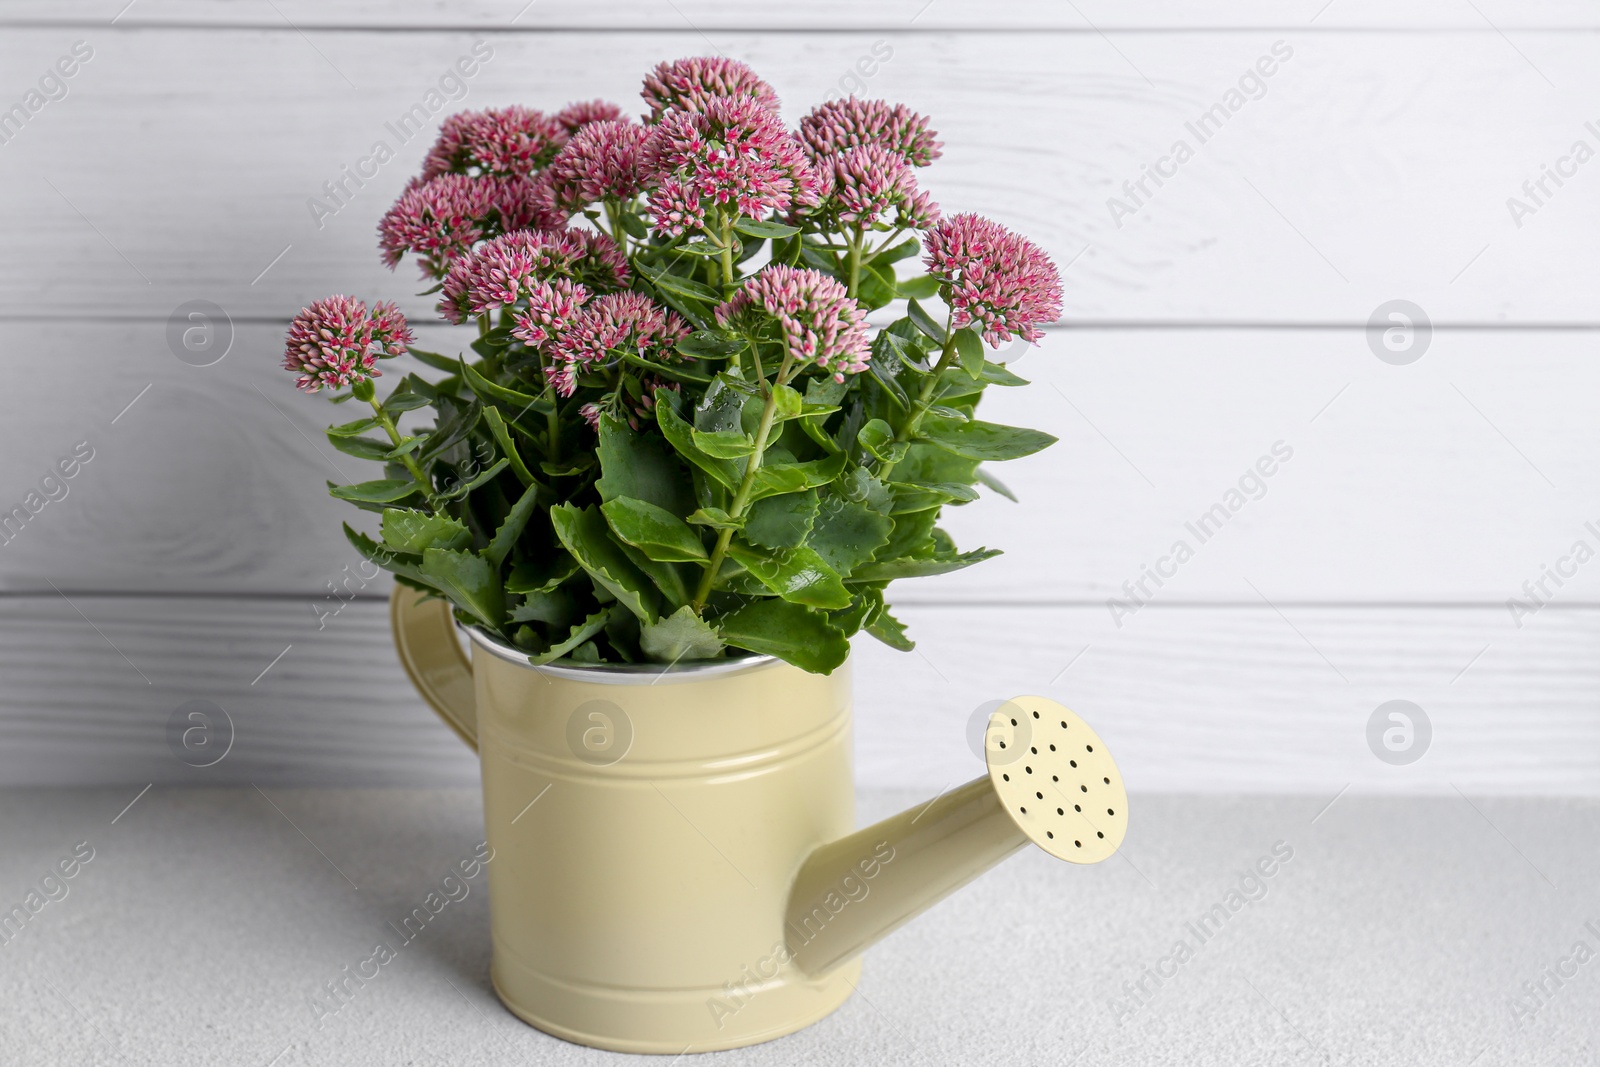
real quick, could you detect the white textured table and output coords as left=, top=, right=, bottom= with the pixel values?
left=1, top=788, right=1595, bottom=1066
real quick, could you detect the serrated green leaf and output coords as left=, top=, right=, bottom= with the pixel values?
left=743, top=489, right=819, bottom=549
left=381, top=508, right=471, bottom=553
left=460, top=358, right=549, bottom=414
left=808, top=495, right=893, bottom=576
left=640, top=604, right=726, bottom=662
left=749, top=451, right=847, bottom=501
left=327, top=416, right=380, bottom=438
left=328, top=434, right=395, bottom=462
left=439, top=457, right=510, bottom=500
left=383, top=436, right=425, bottom=460
left=596, top=415, right=695, bottom=515
left=849, top=548, right=1001, bottom=582
left=917, top=415, right=1057, bottom=461
left=509, top=586, right=580, bottom=627
left=601, top=496, right=708, bottom=562
left=550, top=503, right=659, bottom=623
left=485, top=481, right=541, bottom=567
left=418, top=547, right=504, bottom=629
left=656, top=400, right=741, bottom=490
left=505, top=553, right=580, bottom=595
left=887, top=480, right=980, bottom=513
left=329, top=479, right=425, bottom=505
left=343, top=523, right=435, bottom=590
left=481, top=406, right=544, bottom=489
left=382, top=385, right=433, bottom=412
left=716, top=599, right=849, bottom=674
left=686, top=507, right=744, bottom=530
left=727, top=542, right=852, bottom=610
left=976, top=466, right=1019, bottom=502
left=980, top=361, right=1030, bottom=387
left=733, top=217, right=801, bottom=239
left=676, top=331, right=748, bottom=359
left=865, top=603, right=915, bottom=651
left=529, top=609, right=613, bottom=666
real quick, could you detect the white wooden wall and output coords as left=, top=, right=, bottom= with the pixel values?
left=2, top=2, right=1597, bottom=793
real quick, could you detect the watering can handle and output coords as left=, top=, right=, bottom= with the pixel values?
left=390, top=586, right=479, bottom=752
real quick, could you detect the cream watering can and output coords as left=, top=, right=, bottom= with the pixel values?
left=393, top=586, right=1129, bottom=1053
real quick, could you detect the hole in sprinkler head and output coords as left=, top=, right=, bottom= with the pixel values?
left=1070, top=760, right=1077, bottom=768
left=1047, top=831, right=1054, bottom=839
left=1032, top=711, right=1040, bottom=719
left=1051, top=775, right=1059, bottom=782
left=1002, top=774, right=1009, bottom=781
left=1025, top=766, right=1033, bottom=774
left=1074, top=840, right=1082, bottom=848
left=1056, top=807, right=1064, bottom=815
left=1020, top=806, right=1027, bottom=813
left=1103, top=777, right=1110, bottom=784
left=1107, top=808, right=1115, bottom=816
left=1049, top=744, right=1056, bottom=751
left=1010, top=718, right=1017, bottom=726
left=998, top=741, right=1006, bottom=749
left=1086, top=744, right=1094, bottom=752
left=1074, top=804, right=1081, bottom=812
left=1035, top=791, right=1043, bottom=799
left=1060, top=721, right=1068, bottom=729
left=1097, top=831, right=1104, bottom=839
left=1080, top=785, right=1088, bottom=793
left=1030, top=747, right=1037, bottom=754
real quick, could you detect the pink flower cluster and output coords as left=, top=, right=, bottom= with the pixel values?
left=377, top=174, right=497, bottom=277
left=641, top=96, right=820, bottom=236
left=438, top=229, right=630, bottom=324
left=544, top=292, right=690, bottom=397
left=641, top=57, right=780, bottom=122
left=555, top=99, right=626, bottom=133
left=811, top=145, right=940, bottom=230
left=536, top=119, right=651, bottom=218
left=923, top=213, right=1063, bottom=345
left=422, top=106, right=569, bottom=180
left=798, top=98, right=943, bottom=168
left=716, top=265, right=870, bottom=382
left=283, top=296, right=414, bottom=393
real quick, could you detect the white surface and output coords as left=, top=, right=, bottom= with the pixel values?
left=0, top=6, right=1596, bottom=791
left=1, top=787, right=1595, bottom=1065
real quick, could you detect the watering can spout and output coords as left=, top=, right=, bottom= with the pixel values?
left=784, top=695, right=1128, bottom=978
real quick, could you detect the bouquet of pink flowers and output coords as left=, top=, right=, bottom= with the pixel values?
left=283, top=57, right=1062, bottom=674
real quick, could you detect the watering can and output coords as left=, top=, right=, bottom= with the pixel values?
left=393, top=586, right=1128, bottom=1053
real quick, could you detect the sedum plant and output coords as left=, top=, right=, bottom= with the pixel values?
left=282, top=58, right=1063, bottom=675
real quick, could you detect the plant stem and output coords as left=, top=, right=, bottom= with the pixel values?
left=691, top=353, right=792, bottom=612
left=719, top=214, right=736, bottom=296
left=368, top=398, right=444, bottom=512
left=846, top=228, right=864, bottom=298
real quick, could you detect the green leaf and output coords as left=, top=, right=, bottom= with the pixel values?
left=418, top=547, right=504, bottom=629
left=459, top=358, right=549, bottom=414
left=743, top=489, right=819, bottom=549
left=692, top=428, right=757, bottom=459
left=382, top=384, right=433, bottom=412
left=865, top=604, right=915, bottom=651
left=954, top=327, right=986, bottom=379
left=676, top=330, right=748, bottom=360
left=640, top=605, right=726, bottom=662
left=858, top=261, right=897, bottom=310
left=808, top=495, right=894, bottom=576
left=896, top=275, right=942, bottom=300
left=509, top=587, right=579, bottom=628
left=857, top=419, right=908, bottom=465
left=867, top=335, right=911, bottom=411
left=439, top=457, right=510, bottom=500
left=638, top=260, right=722, bottom=303
left=770, top=383, right=804, bottom=421
left=917, top=414, right=1057, bottom=461
left=550, top=503, right=659, bottom=623
left=327, top=416, right=380, bottom=438
left=717, top=599, right=850, bottom=674
left=734, top=217, right=802, bottom=239
left=383, top=436, right=425, bottom=460
left=887, top=480, right=980, bottom=513
left=686, top=507, right=744, bottom=531
left=485, top=481, right=541, bottom=567
left=980, top=361, right=1030, bottom=387
left=798, top=243, right=842, bottom=273
left=343, top=523, right=434, bottom=590
left=529, top=609, right=613, bottom=666
left=381, top=508, right=471, bottom=553
left=907, top=299, right=947, bottom=344
left=601, top=497, right=708, bottom=562
left=482, top=406, right=544, bottom=489
left=406, top=347, right=463, bottom=374
left=596, top=415, right=695, bottom=515
left=328, top=434, right=395, bottom=462
left=749, top=451, right=847, bottom=502
left=506, top=553, right=580, bottom=594
left=656, top=401, right=741, bottom=491
left=619, top=211, right=649, bottom=239
left=869, top=238, right=921, bottom=267
left=329, top=479, right=424, bottom=505
left=849, top=548, right=1001, bottom=582
left=727, top=542, right=852, bottom=610
left=617, top=539, right=691, bottom=607
left=976, top=466, right=1019, bottom=502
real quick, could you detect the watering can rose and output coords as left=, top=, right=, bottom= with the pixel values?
left=282, top=56, right=1064, bottom=674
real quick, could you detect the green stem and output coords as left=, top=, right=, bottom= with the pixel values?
left=368, top=398, right=445, bottom=512
left=691, top=352, right=792, bottom=613
left=846, top=228, right=864, bottom=299
left=719, top=214, right=736, bottom=296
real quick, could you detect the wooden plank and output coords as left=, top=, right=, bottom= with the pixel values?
left=9, top=1, right=1600, bottom=31
left=2, top=321, right=1595, bottom=603
left=0, top=28, right=1596, bottom=323
left=1, top=594, right=1592, bottom=793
